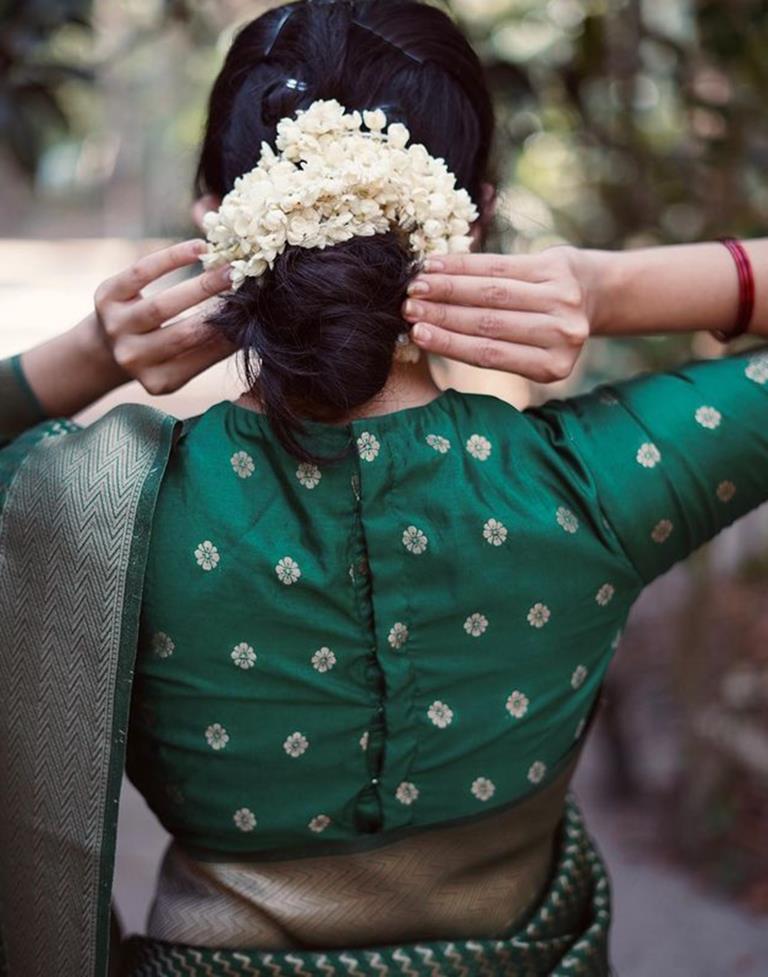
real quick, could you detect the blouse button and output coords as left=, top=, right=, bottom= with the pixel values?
left=371, top=777, right=380, bottom=785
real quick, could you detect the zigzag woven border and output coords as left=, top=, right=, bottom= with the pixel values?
left=121, top=800, right=611, bottom=977
left=0, top=410, right=173, bottom=977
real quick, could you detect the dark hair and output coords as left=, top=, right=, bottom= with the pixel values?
left=198, top=0, right=495, bottom=463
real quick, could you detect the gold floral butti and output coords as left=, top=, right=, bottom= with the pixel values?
left=202, top=98, right=479, bottom=362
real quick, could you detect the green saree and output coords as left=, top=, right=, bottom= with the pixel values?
left=0, top=340, right=768, bottom=977
left=0, top=354, right=611, bottom=977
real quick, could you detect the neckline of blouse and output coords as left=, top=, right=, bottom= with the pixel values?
left=214, top=386, right=460, bottom=441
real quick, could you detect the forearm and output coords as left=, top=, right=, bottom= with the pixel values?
left=20, top=313, right=129, bottom=418
left=587, top=239, right=768, bottom=338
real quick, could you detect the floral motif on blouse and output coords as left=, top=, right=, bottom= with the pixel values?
left=388, top=622, right=409, bottom=649
left=427, top=700, right=453, bottom=728
left=231, top=642, right=257, bottom=669
left=595, top=583, right=615, bottom=606
left=309, top=814, right=331, bottom=833
left=205, top=723, right=229, bottom=751
left=555, top=506, right=579, bottom=534
left=571, top=664, right=588, bottom=690
left=636, top=442, right=661, bottom=469
left=463, top=612, right=488, bottom=637
left=611, top=631, right=622, bottom=650
left=574, top=717, right=587, bottom=740
left=395, top=781, right=419, bottom=805
left=231, top=451, right=255, bottom=479
left=598, top=390, right=619, bottom=406
left=717, top=480, right=736, bottom=503
left=745, top=353, right=768, bottom=384
left=402, top=525, right=428, bottom=554
left=357, top=431, right=380, bottom=462
left=651, top=519, right=673, bottom=544
left=283, top=731, right=309, bottom=757
left=505, top=690, right=529, bottom=719
left=311, top=647, right=336, bottom=672
left=296, top=462, right=322, bottom=489
left=426, top=434, right=451, bottom=453
left=527, top=602, right=551, bottom=628
left=195, top=540, right=220, bottom=571
left=482, top=518, right=508, bottom=546
left=152, top=631, right=175, bottom=659
left=695, top=406, right=721, bottom=430
left=275, top=556, right=301, bottom=585
left=471, top=776, right=495, bottom=801
left=233, top=808, right=256, bottom=831
left=527, top=761, right=547, bottom=784
left=465, top=434, right=492, bottom=460
left=359, top=730, right=369, bottom=751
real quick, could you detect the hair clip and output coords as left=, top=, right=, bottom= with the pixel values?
left=285, top=78, right=309, bottom=91
left=264, top=7, right=297, bottom=57
left=352, top=20, right=424, bottom=67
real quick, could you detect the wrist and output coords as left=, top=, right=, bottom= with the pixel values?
left=72, top=313, right=129, bottom=392
left=571, top=248, right=619, bottom=337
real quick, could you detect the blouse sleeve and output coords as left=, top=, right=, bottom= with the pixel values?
left=529, top=345, right=768, bottom=586
left=0, top=355, right=47, bottom=448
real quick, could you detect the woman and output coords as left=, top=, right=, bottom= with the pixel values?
left=1, top=2, right=766, bottom=975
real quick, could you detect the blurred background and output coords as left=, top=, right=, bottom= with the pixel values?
left=2, top=0, right=768, bottom=973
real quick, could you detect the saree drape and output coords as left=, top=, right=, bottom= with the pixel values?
left=119, top=796, right=611, bottom=977
left=0, top=362, right=180, bottom=977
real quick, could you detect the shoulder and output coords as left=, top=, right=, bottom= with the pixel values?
left=38, top=402, right=178, bottom=454
left=0, top=403, right=180, bottom=515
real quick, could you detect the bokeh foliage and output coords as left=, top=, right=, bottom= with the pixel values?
left=449, top=0, right=768, bottom=253
left=0, top=0, right=94, bottom=173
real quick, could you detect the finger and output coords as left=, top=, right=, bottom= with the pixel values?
left=126, top=265, right=232, bottom=333
left=402, top=299, right=557, bottom=349
left=102, top=239, right=208, bottom=302
left=410, top=322, right=569, bottom=382
left=421, top=252, right=549, bottom=282
left=140, top=335, right=235, bottom=396
left=406, top=274, right=552, bottom=312
left=116, top=312, right=235, bottom=369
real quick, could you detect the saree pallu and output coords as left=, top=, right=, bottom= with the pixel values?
left=120, top=799, right=611, bottom=977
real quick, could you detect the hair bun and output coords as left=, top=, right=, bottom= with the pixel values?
left=207, top=232, right=416, bottom=463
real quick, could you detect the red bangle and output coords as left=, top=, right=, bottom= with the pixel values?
left=711, top=238, right=755, bottom=342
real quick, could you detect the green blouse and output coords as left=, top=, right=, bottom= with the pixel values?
left=126, top=346, right=768, bottom=860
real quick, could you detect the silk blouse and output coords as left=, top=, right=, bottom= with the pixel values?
left=126, top=346, right=768, bottom=859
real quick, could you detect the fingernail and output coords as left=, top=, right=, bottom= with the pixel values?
left=412, top=323, right=432, bottom=343
left=424, top=259, right=444, bottom=273
left=404, top=299, right=425, bottom=319
left=192, top=239, right=208, bottom=254
left=408, top=279, right=430, bottom=296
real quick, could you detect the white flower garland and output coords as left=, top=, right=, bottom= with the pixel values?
left=202, top=98, right=478, bottom=363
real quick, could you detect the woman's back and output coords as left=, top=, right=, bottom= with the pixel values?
left=127, top=349, right=768, bottom=949
left=130, top=389, right=622, bottom=853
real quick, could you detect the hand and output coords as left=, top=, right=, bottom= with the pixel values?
left=401, top=246, right=598, bottom=383
left=92, top=238, right=235, bottom=396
